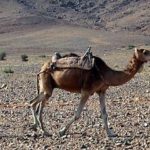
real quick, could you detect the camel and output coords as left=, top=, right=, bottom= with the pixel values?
left=29, top=48, right=150, bottom=137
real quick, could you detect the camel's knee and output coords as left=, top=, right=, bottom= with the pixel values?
left=30, top=92, right=43, bottom=104
left=101, top=108, right=108, bottom=119
left=44, top=92, right=51, bottom=99
left=30, top=92, right=46, bottom=106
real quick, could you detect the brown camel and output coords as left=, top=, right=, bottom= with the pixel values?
left=29, top=48, right=150, bottom=137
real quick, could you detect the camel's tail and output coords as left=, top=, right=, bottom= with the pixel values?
left=37, top=73, right=40, bottom=95
left=36, top=69, right=52, bottom=95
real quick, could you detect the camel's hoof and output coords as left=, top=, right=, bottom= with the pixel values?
left=29, top=124, right=38, bottom=131
left=108, top=133, right=118, bottom=138
left=59, top=127, right=67, bottom=137
left=107, top=131, right=118, bottom=138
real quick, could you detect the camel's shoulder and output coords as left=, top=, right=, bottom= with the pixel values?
left=41, top=60, right=52, bottom=71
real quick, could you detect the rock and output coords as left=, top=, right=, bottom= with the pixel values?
left=93, top=123, right=100, bottom=128
left=124, top=140, right=131, bottom=146
left=125, top=145, right=133, bottom=149
left=43, top=145, right=49, bottom=149
left=81, top=131, right=87, bottom=137
left=115, top=142, right=122, bottom=147
left=0, top=84, right=7, bottom=89
left=81, top=144, right=87, bottom=149
left=145, top=89, right=149, bottom=93
left=61, top=135, right=67, bottom=139
left=134, top=122, right=140, bottom=126
left=143, top=123, right=148, bottom=127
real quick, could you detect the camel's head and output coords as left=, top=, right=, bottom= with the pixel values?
left=135, top=48, right=150, bottom=62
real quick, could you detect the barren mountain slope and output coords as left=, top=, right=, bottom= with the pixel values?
left=0, top=0, right=56, bottom=34
left=16, top=0, right=150, bottom=35
left=0, top=0, right=150, bottom=54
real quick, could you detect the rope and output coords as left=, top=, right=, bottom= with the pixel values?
left=0, top=102, right=30, bottom=109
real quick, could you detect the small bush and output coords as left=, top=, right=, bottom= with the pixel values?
left=128, top=45, right=135, bottom=49
left=3, top=67, right=14, bottom=74
left=21, top=54, right=28, bottom=61
left=0, top=52, right=6, bottom=60
left=39, top=55, right=46, bottom=58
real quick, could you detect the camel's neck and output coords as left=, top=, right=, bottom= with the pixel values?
left=105, top=54, right=144, bottom=86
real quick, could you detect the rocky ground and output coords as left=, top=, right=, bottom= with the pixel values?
left=0, top=1, right=150, bottom=149
left=0, top=52, right=149, bottom=150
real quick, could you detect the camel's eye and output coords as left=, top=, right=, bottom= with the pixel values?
left=143, top=50, right=148, bottom=55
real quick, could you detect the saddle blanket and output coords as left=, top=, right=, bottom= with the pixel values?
left=54, top=56, right=95, bottom=70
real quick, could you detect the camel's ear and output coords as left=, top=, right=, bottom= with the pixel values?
left=134, top=47, right=138, bottom=53
left=134, top=47, right=139, bottom=58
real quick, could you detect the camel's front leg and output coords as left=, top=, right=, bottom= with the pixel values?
left=98, top=92, right=117, bottom=137
left=59, top=92, right=89, bottom=136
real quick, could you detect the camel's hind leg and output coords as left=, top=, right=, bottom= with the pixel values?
left=30, top=93, right=45, bottom=130
left=37, top=99, right=51, bottom=136
left=30, top=68, right=53, bottom=135
left=30, top=92, right=51, bottom=136
left=59, top=91, right=89, bottom=136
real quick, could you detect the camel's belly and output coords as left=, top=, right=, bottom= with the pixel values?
left=52, top=69, right=84, bottom=93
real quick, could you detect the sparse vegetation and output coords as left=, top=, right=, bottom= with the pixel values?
left=0, top=52, right=6, bottom=60
left=3, top=67, right=14, bottom=74
left=128, top=44, right=135, bottom=49
left=39, top=54, right=46, bottom=58
left=21, top=54, right=28, bottom=61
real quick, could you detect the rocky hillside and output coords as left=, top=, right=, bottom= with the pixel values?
left=0, top=0, right=150, bottom=35
left=16, top=0, right=150, bottom=35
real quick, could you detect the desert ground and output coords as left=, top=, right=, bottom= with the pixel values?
left=0, top=1, right=150, bottom=149
left=0, top=23, right=150, bottom=150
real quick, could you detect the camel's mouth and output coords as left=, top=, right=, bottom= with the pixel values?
left=145, top=57, right=150, bottom=62
left=135, top=48, right=150, bottom=62
left=144, top=60, right=148, bottom=63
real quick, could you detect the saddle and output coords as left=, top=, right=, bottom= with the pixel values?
left=51, top=47, right=95, bottom=70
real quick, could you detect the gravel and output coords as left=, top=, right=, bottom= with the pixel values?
left=0, top=54, right=150, bottom=150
